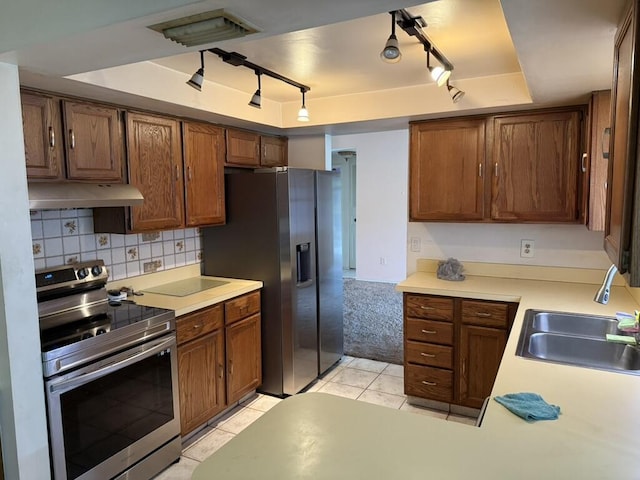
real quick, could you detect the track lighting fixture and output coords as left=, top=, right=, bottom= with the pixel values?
left=427, top=50, right=451, bottom=87
left=186, top=50, right=205, bottom=91
left=297, top=89, right=310, bottom=122
left=380, top=11, right=402, bottom=63
left=187, top=48, right=311, bottom=121
left=447, top=81, right=465, bottom=103
left=248, top=71, right=262, bottom=108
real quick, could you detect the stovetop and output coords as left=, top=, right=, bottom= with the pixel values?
left=39, top=298, right=174, bottom=353
left=37, top=260, right=176, bottom=377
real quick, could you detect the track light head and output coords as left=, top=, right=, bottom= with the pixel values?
left=248, top=89, right=261, bottom=108
left=447, top=81, right=465, bottom=103
left=248, top=71, right=262, bottom=108
left=429, top=65, right=451, bottom=86
left=298, top=89, right=310, bottom=122
left=186, top=67, right=204, bottom=91
left=187, top=51, right=206, bottom=91
left=380, top=11, right=402, bottom=63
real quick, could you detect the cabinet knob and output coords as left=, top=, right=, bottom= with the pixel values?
left=49, top=126, right=55, bottom=148
left=69, top=129, right=75, bottom=149
left=581, top=153, right=588, bottom=173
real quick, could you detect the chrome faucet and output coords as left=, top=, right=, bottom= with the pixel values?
left=594, top=264, right=618, bottom=305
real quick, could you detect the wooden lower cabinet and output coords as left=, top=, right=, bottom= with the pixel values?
left=226, top=313, right=262, bottom=404
left=404, top=293, right=517, bottom=410
left=178, top=330, right=225, bottom=436
left=176, top=290, right=262, bottom=436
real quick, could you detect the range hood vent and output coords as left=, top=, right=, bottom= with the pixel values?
left=148, top=9, right=259, bottom=47
left=28, top=183, right=144, bottom=210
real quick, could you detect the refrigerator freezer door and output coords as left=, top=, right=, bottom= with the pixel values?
left=284, top=169, right=319, bottom=395
left=316, top=170, right=344, bottom=374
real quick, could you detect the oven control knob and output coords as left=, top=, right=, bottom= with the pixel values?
left=96, top=328, right=107, bottom=335
left=77, top=267, right=89, bottom=279
left=91, top=265, right=103, bottom=277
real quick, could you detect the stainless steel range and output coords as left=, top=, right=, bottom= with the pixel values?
left=37, top=260, right=181, bottom=480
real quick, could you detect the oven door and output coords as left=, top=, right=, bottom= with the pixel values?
left=45, top=334, right=180, bottom=480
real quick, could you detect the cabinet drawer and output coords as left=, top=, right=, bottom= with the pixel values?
left=405, top=364, right=452, bottom=402
left=177, top=304, right=223, bottom=345
left=406, top=318, right=453, bottom=345
left=405, top=295, right=453, bottom=322
left=406, top=341, right=452, bottom=369
left=461, top=299, right=509, bottom=328
left=225, top=291, right=261, bottom=325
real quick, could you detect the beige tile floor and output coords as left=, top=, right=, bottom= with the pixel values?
left=153, top=356, right=477, bottom=479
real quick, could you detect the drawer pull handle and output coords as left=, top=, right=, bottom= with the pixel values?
left=475, top=312, right=492, bottom=317
left=193, top=324, right=202, bottom=329
left=421, top=329, right=437, bottom=334
left=420, top=352, right=436, bottom=358
left=420, top=306, right=435, bottom=311
left=421, top=380, right=437, bottom=386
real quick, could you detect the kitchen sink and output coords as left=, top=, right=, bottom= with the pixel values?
left=516, top=309, right=640, bottom=375
left=531, top=311, right=619, bottom=337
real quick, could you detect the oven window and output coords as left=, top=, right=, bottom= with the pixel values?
left=59, top=349, right=174, bottom=479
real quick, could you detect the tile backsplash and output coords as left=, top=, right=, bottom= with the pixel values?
left=30, top=209, right=202, bottom=281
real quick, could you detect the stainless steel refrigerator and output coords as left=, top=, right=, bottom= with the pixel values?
left=201, top=168, right=343, bottom=396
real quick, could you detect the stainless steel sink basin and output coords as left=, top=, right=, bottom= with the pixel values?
left=516, top=309, right=640, bottom=375
left=531, top=311, right=619, bottom=337
left=526, top=332, right=640, bottom=371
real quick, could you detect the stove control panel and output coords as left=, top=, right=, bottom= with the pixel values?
left=36, top=260, right=109, bottom=296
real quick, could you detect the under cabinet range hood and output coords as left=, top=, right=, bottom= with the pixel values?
left=28, top=183, right=144, bottom=210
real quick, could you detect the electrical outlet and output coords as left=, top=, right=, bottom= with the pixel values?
left=410, top=237, right=421, bottom=252
left=520, top=239, right=535, bottom=258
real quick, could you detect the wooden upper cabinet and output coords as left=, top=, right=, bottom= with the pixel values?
left=587, top=90, right=612, bottom=232
left=605, top=0, right=639, bottom=280
left=62, top=100, right=123, bottom=182
left=260, top=135, right=288, bottom=167
left=183, top=122, right=226, bottom=226
left=491, top=110, right=582, bottom=222
left=410, top=119, right=486, bottom=221
left=126, top=112, right=184, bottom=231
left=21, top=92, right=64, bottom=180
left=225, top=129, right=260, bottom=167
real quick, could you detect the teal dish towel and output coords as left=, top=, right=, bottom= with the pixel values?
left=494, top=392, right=560, bottom=422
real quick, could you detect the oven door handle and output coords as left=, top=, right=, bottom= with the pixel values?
left=49, top=335, right=175, bottom=394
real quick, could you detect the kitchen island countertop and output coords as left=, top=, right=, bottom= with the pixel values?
left=193, top=263, right=640, bottom=479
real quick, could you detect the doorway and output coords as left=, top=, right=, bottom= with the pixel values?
left=332, top=150, right=356, bottom=275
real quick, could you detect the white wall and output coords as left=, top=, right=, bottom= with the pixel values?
left=332, top=127, right=612, bottom=283
left=0, top=63, right=51, bottom=479
left=332, top=130, right=409, bottom=282
left=407, top=223, right=610, bottom=275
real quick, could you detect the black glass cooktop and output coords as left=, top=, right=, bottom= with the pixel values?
left=40, top=300, right=173, bottom=353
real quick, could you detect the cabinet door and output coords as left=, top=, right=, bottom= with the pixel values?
left=62, top=101, right=123, bottom=182
left=260, top=136, right=288, bottom=167
left=587, top=90, right=611, bottom=232
left=225, top=129, right=260, bottom=167
left=605, top=1, right=639, bottom=279
left=226, top=313, right=262, bottom=404
left=183, top=122, right=226, bottom=226
left=21, top=92, right=64, bottom=180
left=177, top=330, right=226, bottom=436
left=126, top=112, right=184, bottom=231
left=491, top=110, right=581, bottom=222
left=459, top=325, right=506, bottom=409
left=409, top=119, right=486, bottom=221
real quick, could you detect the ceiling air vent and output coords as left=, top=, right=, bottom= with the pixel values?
left=148, top=9, right=259, bottom=47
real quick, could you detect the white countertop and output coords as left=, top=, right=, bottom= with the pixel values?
left=107, top=264, right=262, bottom=316
left=192, top=264, right=640, bottom=478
